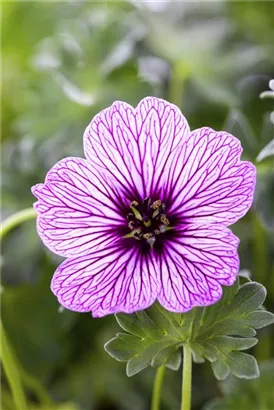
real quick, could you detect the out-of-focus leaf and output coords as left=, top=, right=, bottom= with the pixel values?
left=224, top=110, right=259, bottom=156
left=254, top=170, right=274, bottom=230
left=54, top=72, right=96, bottom=106
left=260, top=90, right=274, bottom=99
left=256, top=139, right=274, bottom=162
left=260, top=79, right=274, bottom=124
left=138, top=56, right=169, bottom=86
left=204, top=360, right=274, bottom=410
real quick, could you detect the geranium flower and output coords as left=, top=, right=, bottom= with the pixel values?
left=32, top=97, right=256, bottom=317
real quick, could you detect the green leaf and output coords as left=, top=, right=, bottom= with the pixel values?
left=211, top=361, right=230, bottom=380
left=126, top=341, right=165, bottom=377
left=211, top=336, right=258, bottom=351
left=104, top=334, right=142, bottom=362
left=151, top=346, right=181, bottom=370
left=225, top=282, right=266, bottom=315
left=245, top=310, right=274, bottom=328
left=165, top=349, right=182, bottom=371
left=225, top=352, right=259, bottom=379
left=105, top=281, right=273, bottom=379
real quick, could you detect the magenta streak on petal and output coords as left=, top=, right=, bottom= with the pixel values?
left=32, top=157, right=126, bottom=258
left=157, top=224, right=239, bottom=312
left=168, top=128, right=256, bottom=225
left=51, top=246, right=159, bottom=317
left=84, top=97, right=190, bottom=200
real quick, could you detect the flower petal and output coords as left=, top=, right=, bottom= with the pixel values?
left=169, top=127, right=256, bottom=225
left=84, top=96, right=190, bottom=199
left=51, top=246, right=158, bottom=317
left=32, top=157, right=125, bottom=257
left=157, top=224, right=239, bottom=312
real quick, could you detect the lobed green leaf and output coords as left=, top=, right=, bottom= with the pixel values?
left=105, top=281, right=273, bottom=380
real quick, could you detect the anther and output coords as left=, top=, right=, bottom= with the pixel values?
left=151, top=200, right=162, bottom=209
left=143, top=233, right=153, bottom=240
left=128, top=221, right=135, bottom=230
left=160, top=215, right=170, bottom=225
left=152, top=209, right=160, bottom=219
left=146, top=236, right=156, bottom=248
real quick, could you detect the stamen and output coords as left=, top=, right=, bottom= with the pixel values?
left=146, top=236, right=156, bottom=248
left=124, top=228, right=142, bottom=238
left=160, top=215, right=169, bottom=225
left=128, top=221, right=135, bottom=230
left=143, top=233, right=153, bottom=239
left=152, top=209, right=160, bottom=219
left=143, top=216, right=152, bottom=227
left=130, top=202, right=142, bottom=221
left=151, top=200, right=162, bottom=209
left=126, top=197, right=170, bottom=248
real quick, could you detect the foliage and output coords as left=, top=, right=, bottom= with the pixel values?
left=105, top=280, right=274, bottom=379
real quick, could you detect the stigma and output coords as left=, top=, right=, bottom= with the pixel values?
left=125, top=197, right=170, bottom=248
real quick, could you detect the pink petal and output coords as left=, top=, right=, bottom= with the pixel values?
left=32, top=157, right=125, bottom=257
left=51, top=246, right=158, bottom=317
left=169, top=127, right=256, bottom=225
left=157, top=224, right=239, bottom=312
left=84, top=97, right=190, bottom=199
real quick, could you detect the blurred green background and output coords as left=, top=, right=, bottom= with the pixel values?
left=1, top=1, right=274, bottom=409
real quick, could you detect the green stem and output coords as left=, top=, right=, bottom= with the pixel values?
left=18, top=366, right=54, bottom=408
left=181, top=344, right=192, bottom=410
left=0, top=322, right=28, bottom=410
left=151, top=365, right=166, bottom=410
left=252, top=212, right=271, bottom=361
left=0, top=208, right=36, bottom=240
left=169, top=62, right=189, bottom=108
left=252, top=212, right=267, bottom=285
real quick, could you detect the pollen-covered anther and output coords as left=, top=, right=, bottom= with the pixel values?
left=151, top=200, right=162, bottom=209
left=160, top=215, right=170, bottom=225
left=143, top=233, right=154, bottom=240
left=128, top=221, right=135, bottom=230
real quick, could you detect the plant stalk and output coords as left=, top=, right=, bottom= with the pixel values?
left=0, top=322, right=28, bottom=410
left=0, top=208, right=36, bottom=239
left=181, top=344, right=192, bottom=410
left=151, top=365, right=166, bottom=410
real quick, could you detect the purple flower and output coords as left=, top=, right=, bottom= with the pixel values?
left=32, top=97, right=256, bottom=317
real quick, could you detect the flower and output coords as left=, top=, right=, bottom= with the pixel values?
left=32, top=97, right=256, bottom=317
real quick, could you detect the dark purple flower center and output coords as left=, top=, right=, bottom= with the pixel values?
left=126, top=198, right=170, bottom=248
